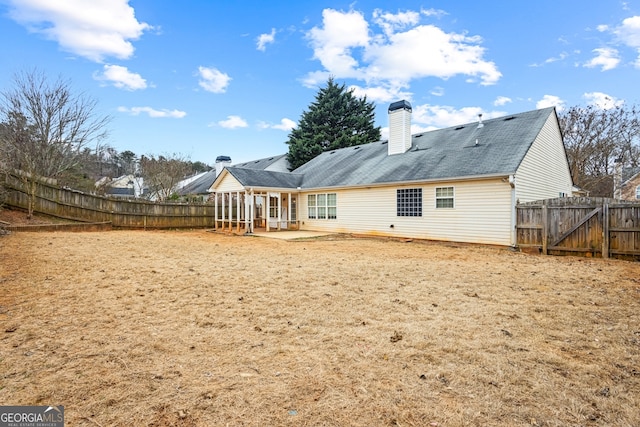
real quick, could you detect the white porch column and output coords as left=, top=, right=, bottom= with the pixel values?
left=236, top=191, right=241, bottom=232
left=214, top=192, right=218, bottom=230
left=287, top=192, right=292, bottom=228
left=266, top=194, right=270, bottom=232
left=221, top=192, right=226, bottom=229
left=243, top=191, right=248, bottom=232
left=250, top=189, right=255, bottom=232
left=277, top=193, right=282, bottom=230
left=228, top=192, right=232, bottom=231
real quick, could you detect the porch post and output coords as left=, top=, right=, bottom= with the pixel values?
left=266, top=194, right=271, bottom=232
left=243, top=191, right=248, bottom=232
left=221, top=192, right=226, bottom=229
left=236, top=191, right=241, bottom=232
left=228, top=192, right=232, bottom=232
left=277, top=193, right=282, bottom=231
left=250, top=189, right=255, bottom=232
left=214, top=192, right=218, bottom=230
left=288, top=192, right=292, bottom=229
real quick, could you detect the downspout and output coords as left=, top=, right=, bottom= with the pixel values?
left=509, top=175, right=516, bottom=246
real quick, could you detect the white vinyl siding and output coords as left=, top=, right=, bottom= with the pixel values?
left=215, top=173, right=244, bottom=192
left=515, top=113, right=573, bottom=203
left=299, top=179, right=513, bottom=245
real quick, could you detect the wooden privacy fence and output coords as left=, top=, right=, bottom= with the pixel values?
left=3, top=173, right=216, bottom=229
left=516, top=197, right=640, bottom=260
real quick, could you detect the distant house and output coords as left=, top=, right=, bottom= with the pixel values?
left=96, top=174, right=143, bottom=198
left=614, top=164, right=640, bottom=201
left=209, top=102, right=574, bottom=246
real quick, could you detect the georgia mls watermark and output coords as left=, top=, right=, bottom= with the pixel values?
left=0, top=406, right=64, bottom=427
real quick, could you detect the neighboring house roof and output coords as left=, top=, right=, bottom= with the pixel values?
left=106, top=187, right=135, bottom=196
left=622, top=167, right=640, bottom=185
left=216, top=107, right=556, bottom=190
left=178, top=170, right=217, bottom=196
left=176, top=172, right=208, bottom=190
left=107, top=174, right=136, bottom=188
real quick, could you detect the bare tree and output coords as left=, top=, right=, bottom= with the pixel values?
left=0, top=69, right=110, bottom=218
left=139, top=153, right=192, bottom=201
left=559, top=104, right=640, bottom=196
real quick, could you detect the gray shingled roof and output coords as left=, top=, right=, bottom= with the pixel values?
left=225, top=167, right=303, bottom=189
left=178, top=170, right=217, bottom=196
left=234, top=153, right=288, bottom=170
left=622, top=167, right=640, bottom=184
left=219, top=107, right=557, bottom=190
left=295, top=107, right=556, bottom=188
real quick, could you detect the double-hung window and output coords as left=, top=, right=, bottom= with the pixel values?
left=436, top=187, right=454, bottom=208
left=308, top=193, right=337, bottom=219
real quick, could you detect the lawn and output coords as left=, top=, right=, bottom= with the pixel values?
left=1, top=230, right=639, bottom=426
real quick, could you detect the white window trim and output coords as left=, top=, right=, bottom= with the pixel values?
left=308, top=193, right=337, bottom=220
left=435, top=186, right=455, bottom=209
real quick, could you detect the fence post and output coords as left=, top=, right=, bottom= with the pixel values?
left=542, top=204, right=548, bottom=255
left=602, top=202, right=609, bottom=259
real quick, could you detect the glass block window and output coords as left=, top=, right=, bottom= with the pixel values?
left=397, top=188, right=422, bottom=216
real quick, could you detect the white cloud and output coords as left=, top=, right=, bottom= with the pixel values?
left=584, top=47, right=620, bottom=71
left=536, top=95, right=565, bottom=111
left=6, top=0, right=151, bottom=62
left=532, top=51, right=569, bottom=67
left=94, top=64, right=147, bottom=90
left=493, top=96, right=512, bottom=106
left=218, top=115, right=248, bottom=129
left=603, top=15, right=640, bottom=68
left=614, top=15, right=640, bottom=47
left=583, top=92, right=624, bottom=109
left=421, top=8, right=447, bottom=18
left=117, top=106, right=186, bottom=118
left=259, top=118, right=296, bottom=131
left=412, top=104, right=505, bottom=128
left=197, top=66, right=231, bottom=93
left=372, top=9, right=421, bottom=37
left=430, top=86, right=445, bottom=97
left=304, top=8, right=501, bottom=89
left=306, top=9, right=370, bottom=79
left=257, top=28, right=276, bottom=51
left=348, top=83, right=412, bottom=104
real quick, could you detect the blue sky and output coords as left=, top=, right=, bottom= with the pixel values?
left=1, top=1, right=640, bottom=165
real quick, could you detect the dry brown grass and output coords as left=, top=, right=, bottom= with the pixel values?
left=1, top=229, right=639, bottom=427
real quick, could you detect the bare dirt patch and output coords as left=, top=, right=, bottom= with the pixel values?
left=1, top=230, right=639, bottom=426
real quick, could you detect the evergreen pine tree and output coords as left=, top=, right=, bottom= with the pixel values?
left=286, top=77, right=381, bottom=170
